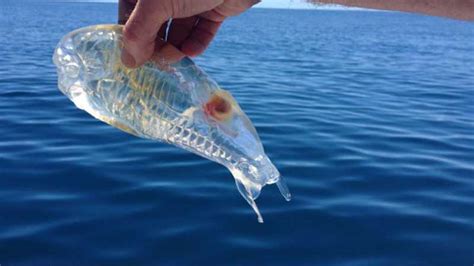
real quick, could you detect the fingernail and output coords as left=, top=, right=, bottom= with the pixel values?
left=121, top=48, right=136, bottom=68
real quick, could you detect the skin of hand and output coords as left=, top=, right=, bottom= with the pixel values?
left=311, top=0, right=474, bottom=21
left=118, top=0, right=260, bottom=67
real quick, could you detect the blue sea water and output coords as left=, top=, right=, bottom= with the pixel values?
left=0, top=1, right=473, bottom=265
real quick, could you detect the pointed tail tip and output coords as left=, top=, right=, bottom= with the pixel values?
left=276, top=177, right=292, bottom=202
left=283, top=192, right=292, bottom=202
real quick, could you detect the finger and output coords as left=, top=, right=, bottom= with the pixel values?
left=121, top=0, right=171, bottom=68
left=167, top=0, right=224, bottom=18
left=181, top=18, right=222, bottom=57
left=213, top=0, right=260, bottom=17
left=167, top=17, right=199, bottom=47
left=152, top=39, right=186, bottom=65
left=199, top=9, right=226, bottom=22
left=200, top=0, right=260, bottom=21
left=118, top=0, right=137, bottom=24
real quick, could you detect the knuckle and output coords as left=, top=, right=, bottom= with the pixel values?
left=170, top=0, right=185, bottom=17
left=123, top=23, right=141, bottom=44
left=166, top=0, right=197, bottom=18
left=157, top=0, right=178, bottom=17
left=123, top=18, right=150, bottom=44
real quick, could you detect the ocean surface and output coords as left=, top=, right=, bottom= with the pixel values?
left=0, top=2, right=473, bottom=265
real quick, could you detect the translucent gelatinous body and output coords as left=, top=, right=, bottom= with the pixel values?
left=53, top=24, right=291, bottom=222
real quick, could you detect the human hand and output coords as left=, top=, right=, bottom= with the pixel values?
left=118, top=0, right=260, bottom=67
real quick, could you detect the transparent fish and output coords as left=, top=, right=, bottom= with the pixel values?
left=53, top=24, right=291, bottom=223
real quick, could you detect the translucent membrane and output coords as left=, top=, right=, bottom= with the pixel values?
left=53, top=24, right=291, bottom=223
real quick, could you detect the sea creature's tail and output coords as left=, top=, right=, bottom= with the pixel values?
left=235, top=178, right=264, bottom=223
left=231, top=168, right=291, bottom=223
left=276, top=177, right=292, bottom=202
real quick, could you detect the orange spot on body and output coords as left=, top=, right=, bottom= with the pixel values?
left=204, top=92, right=233, bottom=121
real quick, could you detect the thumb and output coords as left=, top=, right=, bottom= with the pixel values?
left=121, top=0, right=170, bottom=68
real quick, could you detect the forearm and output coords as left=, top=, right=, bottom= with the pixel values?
left=312, top=0, right=474, bottom=20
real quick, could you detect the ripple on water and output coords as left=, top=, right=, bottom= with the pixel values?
left=0, top=4, right=473, bottom=265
